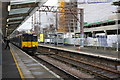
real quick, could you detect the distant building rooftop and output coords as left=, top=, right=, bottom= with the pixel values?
left=84, top=20, right=115, bottom=26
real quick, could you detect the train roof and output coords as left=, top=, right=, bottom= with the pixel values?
left=22, top=33, right=36, bottom=34
left=10, top=33, right=37, bottom=39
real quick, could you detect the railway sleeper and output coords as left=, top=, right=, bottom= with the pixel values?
left=49, top=55, right=120, bottom=79
left=57, top=54, right=119, bottom=73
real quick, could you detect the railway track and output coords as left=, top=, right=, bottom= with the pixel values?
left=38, top=46, right=119, bottom=70
left=56, top=54, right=119, bottom=73
left=48, top=54, right=120, bottom=79
left=37, top=46, right=120, bottom=79
left=59, top=52, right=119, bottom=70
left=33, top=55, right=83, bottom=80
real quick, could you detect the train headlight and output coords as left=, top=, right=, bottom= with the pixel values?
left=33, top=45, right=36, bottom=47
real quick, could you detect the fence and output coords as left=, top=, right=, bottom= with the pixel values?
left=64, top=35, right=120, bottom=48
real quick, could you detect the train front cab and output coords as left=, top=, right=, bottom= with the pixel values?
left=22, top=33, right=38, bottom=55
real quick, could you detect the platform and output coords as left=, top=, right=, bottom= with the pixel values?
left=9, top=43, right=60, bottom=79
left=2, top=43, right=21, bottom=79
left=0, top=39, right=2, bottom=79
left=38, top=43, right=120, bottom=61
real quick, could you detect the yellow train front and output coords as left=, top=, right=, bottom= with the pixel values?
left=11, top=33, right=38, bottom=55
left=22, top=33, right=38, bottom=54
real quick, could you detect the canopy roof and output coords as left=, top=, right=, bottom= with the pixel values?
left=7, top=0, right=47, bottom=36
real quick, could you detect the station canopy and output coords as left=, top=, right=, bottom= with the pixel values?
left=7, top=0, right=47, bottom=36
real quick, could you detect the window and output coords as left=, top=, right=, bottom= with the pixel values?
left=22, top=34, right=37, bottom=41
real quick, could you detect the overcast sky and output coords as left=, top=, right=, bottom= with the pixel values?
left=17, top=0, right=58, bottom=31
left=78, top=2, right=117, bottom=23
left=17, top=0, right=118, bottom=31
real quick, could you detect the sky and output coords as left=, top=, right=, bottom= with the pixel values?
left=17, top=0, right=118, bottom=31
left=44, top=0, right=58, bottom=6
left=17, top=0, right=58, bottom=31
left=78, top=2, right=117, bottom=23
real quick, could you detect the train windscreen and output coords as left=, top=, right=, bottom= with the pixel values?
left=32, top=35, right=37, bottom=41
left=22, top=34, right=37, bottom=41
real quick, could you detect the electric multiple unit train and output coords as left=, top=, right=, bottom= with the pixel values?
left=10, top=33, right=38, bottom=55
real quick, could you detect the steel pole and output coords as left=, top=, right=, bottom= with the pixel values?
left=116, top=19, right=119, bottom=51
left=80, top=9, right=84, bottom=47
left=55, top=12, right=58, bottom=46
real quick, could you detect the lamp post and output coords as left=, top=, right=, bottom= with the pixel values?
left=55, top=12, right=58, bottom=46
left=116, top=19, right=119, bottom=52
left=80, top=9, right=84, bottom=47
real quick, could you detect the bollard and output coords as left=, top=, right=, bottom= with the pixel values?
left=77, top=47, right=81, bottom=51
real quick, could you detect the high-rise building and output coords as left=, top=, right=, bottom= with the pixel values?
left=58, top=0, right=78, bottom=33
left=58, top=0, right=66, bottom=32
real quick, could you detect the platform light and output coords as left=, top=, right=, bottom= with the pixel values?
left=6, top=25, right=8, bottom=27
left=7, top=19, right=9, bottom=22
left=8, top=5, right=11, bottom=11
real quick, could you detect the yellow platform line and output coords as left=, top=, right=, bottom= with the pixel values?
left=10, top=49, right=25, bottom=80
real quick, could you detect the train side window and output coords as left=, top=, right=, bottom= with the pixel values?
left=22, top=35, right=28, bottom=41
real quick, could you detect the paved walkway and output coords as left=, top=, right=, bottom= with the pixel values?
left=0, top=65, right=1, bottom=80
left=2, top=43, right=21, bottom=79
left=40, top=43, right=119, bottom=59
left=0, top=36, right=2, bottom=79
left=78, top=47, right=119, bottom=58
